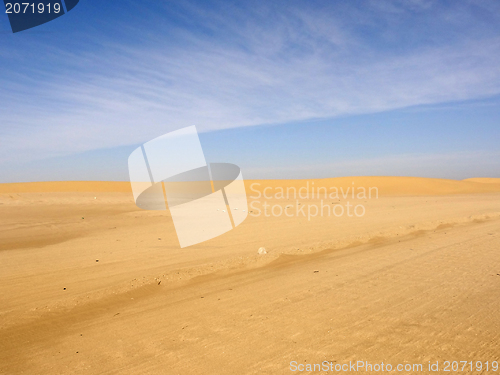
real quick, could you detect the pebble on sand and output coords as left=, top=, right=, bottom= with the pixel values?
left=258, top=247, right=267, bottom=255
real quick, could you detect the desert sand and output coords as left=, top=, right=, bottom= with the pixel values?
left=1, top=177, right=500, bottom=374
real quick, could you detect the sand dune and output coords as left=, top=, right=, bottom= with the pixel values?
left=463, top=177, right=500, bottom=184
left=0, top=181, right=131, bottom=193
left=1, top=177, right=499, bottom=374
left=247, top=176, right=500, bottom=196
left=2, top=176, right=500, bottom=195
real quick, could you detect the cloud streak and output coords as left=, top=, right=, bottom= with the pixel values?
left=244, top=151, right=500, bottom=180
left=1, top=0, right=500, bottom=164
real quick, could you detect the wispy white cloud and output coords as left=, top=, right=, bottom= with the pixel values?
left=1, top=0, right=500, bottom=164
left=245, top=151, right=500, bottom=180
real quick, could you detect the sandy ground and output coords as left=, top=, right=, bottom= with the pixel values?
left=0, top=177, right=499, bottom=374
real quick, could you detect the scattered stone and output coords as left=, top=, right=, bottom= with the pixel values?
left=258, top=247, right=267, bottom=255
left=96, top=259, right=99, bottom=262
left=158, top=238, right=161, bottom=240
left=314, top=270, right=319, bottom=273
left=157, top=280, right=161, bottom=285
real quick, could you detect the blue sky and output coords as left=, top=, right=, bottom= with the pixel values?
left=1, top=0, right=499, bottom=182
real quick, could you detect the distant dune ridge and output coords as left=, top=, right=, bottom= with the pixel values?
left=463, top=177, right=500, bottom=184
left=1, top=176, right=500, bottom=195
left=0, top=181, right=131, bottom=193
